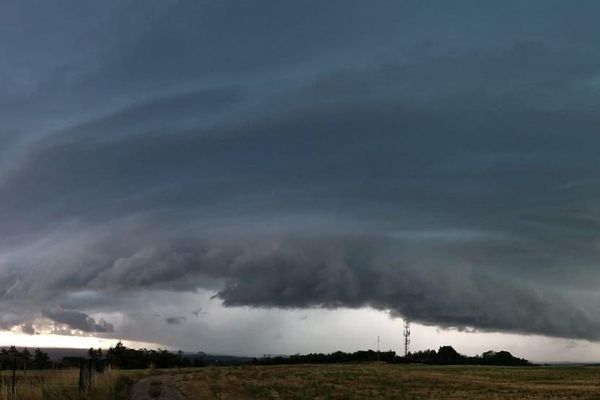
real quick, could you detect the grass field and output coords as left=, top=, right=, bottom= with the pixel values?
left=172, top=364, right=600, bottom=399
left=6, top=364, right=600, bottom=399
left=0, top=368, right=132, bottom=400
left=0, top=369, right=78, bottom=400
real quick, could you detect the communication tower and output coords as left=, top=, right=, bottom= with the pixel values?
left=403, top=320, right=411, bottom=357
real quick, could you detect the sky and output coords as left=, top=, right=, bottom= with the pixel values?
left=3, top=0, right=600, bottom=362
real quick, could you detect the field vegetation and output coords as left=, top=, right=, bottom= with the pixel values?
left=0, top=368, right=131, bottom=400
left=5, top=363, right=600, bottom=399
left=173, top=364, right=600, bottom=400
left=1, top=343, right=599, bottom=400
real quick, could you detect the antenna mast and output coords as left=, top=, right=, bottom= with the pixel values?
left=403, top=320, right=411, bottom=357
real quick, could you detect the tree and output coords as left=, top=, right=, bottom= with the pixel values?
left=7, top=346, right=18, bottom=357
left=88, top=347, right=103, bottom=360
left=32, top=348, right=50, bottom=369
left=436, top=346, right=464, bottom=364
left=21, top=348, right=31, bottom=363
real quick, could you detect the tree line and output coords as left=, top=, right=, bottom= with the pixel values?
left=405, top=346, right=530, bottom=366
left=0, top=344, right=200, bottom=370
left=78, top=342, right=204, bottom=369
left=0, top=346, right=51, bottom=369
left=0, top=343, right=531, bottom=369
left=254, top=346, right=531, bottom=366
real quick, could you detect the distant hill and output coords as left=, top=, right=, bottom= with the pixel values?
left=0, top=347, right=251, bottom=364
left=0, top=347, right=89, bottom=362
left=186, top=353, right=253, bottom=364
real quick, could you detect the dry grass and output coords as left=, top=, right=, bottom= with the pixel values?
left=173, top=364, right=600, bottom=399
left=0, top=368, right=130, bottom=400
left=148, top=379, right=162, bottom=398
left=0, top=369, right=78, bottom=400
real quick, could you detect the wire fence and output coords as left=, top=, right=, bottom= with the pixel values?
left=0, top=357, right=110, bottom=399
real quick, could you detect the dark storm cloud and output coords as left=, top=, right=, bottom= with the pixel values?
left=165, top=316, right=186, bottom=325
left=21, top=323, right=35, bottom=335
left=43, top=309, right=114, bottom=333
left=2, top=0, right=600, bottom=345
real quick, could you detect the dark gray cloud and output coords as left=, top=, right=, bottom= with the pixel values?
left=165, top=316, right=186, bottom=325
left=1, top=0, right=600, bottom=348
left=21, top=323, right=35, bottom=335
left=43, top=309, right=114, bottom=333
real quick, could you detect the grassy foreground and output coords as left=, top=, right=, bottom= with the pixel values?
left=172, top=364, right=600, bottom=399
left=0, top=368, right=132, bottom=400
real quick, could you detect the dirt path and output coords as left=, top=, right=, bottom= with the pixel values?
left=129, top=374, right=185, bottom=400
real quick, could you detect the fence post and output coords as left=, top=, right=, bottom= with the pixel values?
left=11, top=358, right=16, bottom=398
left=88, top=359, right=93, bottom=391
left=79, top=361, right=84, bottom=393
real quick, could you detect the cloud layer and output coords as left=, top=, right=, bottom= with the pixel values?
left=2, top=1, right=600, bottom=347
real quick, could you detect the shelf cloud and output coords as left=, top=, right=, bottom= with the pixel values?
left=2, top=0, right=600, bottom=350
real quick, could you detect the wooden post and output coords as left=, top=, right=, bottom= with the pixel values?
left=11, top=358, right=16, bottom=398
left=78, top=361, right=84, bottom=393
left=88, top=359, right=93, bottom=391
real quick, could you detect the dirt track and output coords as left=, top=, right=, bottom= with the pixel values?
left=129, top=374, right=185, bottom=400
